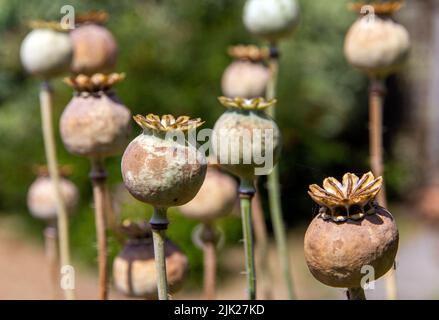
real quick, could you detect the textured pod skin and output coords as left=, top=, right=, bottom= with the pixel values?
left=20, top=29, right=73, bottom=78
left=121, top=132, right=207, bottom=207
left=70, top=24, right=118, bottom=75
left=304, top=207, right=399, bottom=288
left=344, top=16, right=410, bottom=78
left=60, top=93, right=131, bottom=158
left=179, top=167, right=238, bottom=222
left=113, top=239, right=188, bottom=299
left=27, top=176, right=79, bottom=221
left=221, top=61, right=270, bottom=99
left=243, top=0, right=300, bottom=41
left=212, top=109, right=281, bottom=180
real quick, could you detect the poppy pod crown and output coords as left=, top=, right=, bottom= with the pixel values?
left=64, top=73, right=124, bottom=95
left=308, top=172, right=383, bottom=222
left=227, top=45, right=269, bottom=62
left=218, top=96, right=276, bottom=111
left=75, top=10, right=109, bottom=26
left=28, top=20, right=69, bottom=32
left=133, top=114, right=204, bottom=133
left=348, top=1, right=404, bottom=16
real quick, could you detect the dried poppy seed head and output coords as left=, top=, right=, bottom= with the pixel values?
left=20, top=22, right=72, bottom=79
left=243, top=0, right=300, bottom=42
left=112, top=234, right=188, bottom=299
left=344, top=13, right=410, bottom=78
left=70, top=18, right=117, bottom=75
left=212, top=97, right=281, bottom=180
left=60, top=73, right=131, bottom=158
left=121, top=114, right=207, bottom=208
left=308, top=171, right=382, bottom=222
left=178, top=165, right=238, bottom=222
left=304, top=172, right=399, bottom=288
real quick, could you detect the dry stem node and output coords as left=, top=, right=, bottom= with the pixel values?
left=227, top=45, right=270, bottom=62
left=133, top=114, right=204, bottom=132
left=64, top=73, right=125, bottom=93
left=75, top=10, right=109, bottom=25
left=348, top=1, right=404, bottom=15
left=308, top=172, right=383, bottom=222
left=218, top=96, right=276, bottom=111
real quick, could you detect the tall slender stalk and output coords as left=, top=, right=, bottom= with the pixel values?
left=265, top=45, right=296, bottom=299
left=44, top=225, right=59, bottom=300
left=90, top=158, right=108, bottom=300
left=239, top=178, right=256, bottom=300
left=251, top=181, right=272, bottom=299
left=347, top=287, right=366, bottom=300
left=39, top=81, right=74, bottom=300
left=368, top=78, right=397, bottom=300
left=201, top=223, right=217, bottom=300
left=150, top=207, right=169, bottom=300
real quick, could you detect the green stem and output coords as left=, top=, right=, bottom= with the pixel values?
left=265, top=45, right=296, bottom=300
left=239, top=179, right=256, bottom=300
left=347, top=287, right=366, bottom=300
left=150, top=207, right=169, bottom=300
left=40, top=81, right=75, bottom=300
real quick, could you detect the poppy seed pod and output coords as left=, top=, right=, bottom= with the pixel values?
left=304, top=172, right=399, bottom=289
left=243, top=0, right=300, bottom=42
left=121, top=114, right=207, bottom=208
left=20, top=22, right=73, bottom=79
left=60, top=73, right=131, bottom=158
left=344, top=13, right=410, bottom=78
left=179, top=165, right=238, bottom=222
left=27, top=170, right=79, bottom=222
left=212, top=97, right=281, bottom=181
left=113, top=221, right=188, bottom=299
left=70, top=23, right=118, bottom=75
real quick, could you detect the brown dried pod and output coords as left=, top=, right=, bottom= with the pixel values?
left=212, top=97, right=281, bottom=181
left=121, top=114, right=207, bottom=208
left=304, top=172, right=399, bottom=289
left=344, top=13, right=410, bottom=78
left=27, top=171, right=79, bottom=222
left=178, top=164, right=238, bottom=222
left=70, top=21, right=117, bottom=75
left=112, top=220, right=188, bottom=299
left=60, top=73, right=131, bottom=158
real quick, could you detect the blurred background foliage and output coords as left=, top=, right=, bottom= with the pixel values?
left=0, top=0, right=411, bottom=285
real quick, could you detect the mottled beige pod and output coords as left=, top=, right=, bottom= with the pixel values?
left=27, top=176, right=79, bottom=221
left=243, top=0, right=300, bottom=41
left=222, top=61, right=270, bottom=99
left=212, top=97, right=281, bottom=180
left=121, top=114, right=207, bottom=207
left=60, top=73, right=131, bottom=158
left=178, top=166, right=238, bottom=222
left=20, top=28, right=73, bottom=79
left=304, top=172, right=399, bottom=288
left=70, top=24, right=118, bottom=75
left=113, top=239, right=188, bottom=299
left=344, top=15, right=410, bottom=78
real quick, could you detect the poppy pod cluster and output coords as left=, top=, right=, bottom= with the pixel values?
left=60, top=73, right=131, bottom=158
left=344, top=1, right=410, bottom=78
left=243, top=0, right=300, bottom=42
left=113, top=221, right=188, bottom=299
left=304, top=172, right=399, bottom=290
left=20, top=21, right=73, bottom=79
left=27, top=166, right=79, bottom=222
left=221, top=45, right=270, bottom=99
left=121, top=114, right=207, bottom=208
left=212, top=97, right=281, bottom=182
left=70, top=11, right=118, bottom=75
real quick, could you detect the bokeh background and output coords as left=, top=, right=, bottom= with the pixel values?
left=1, top=0, right=439, bottom=299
